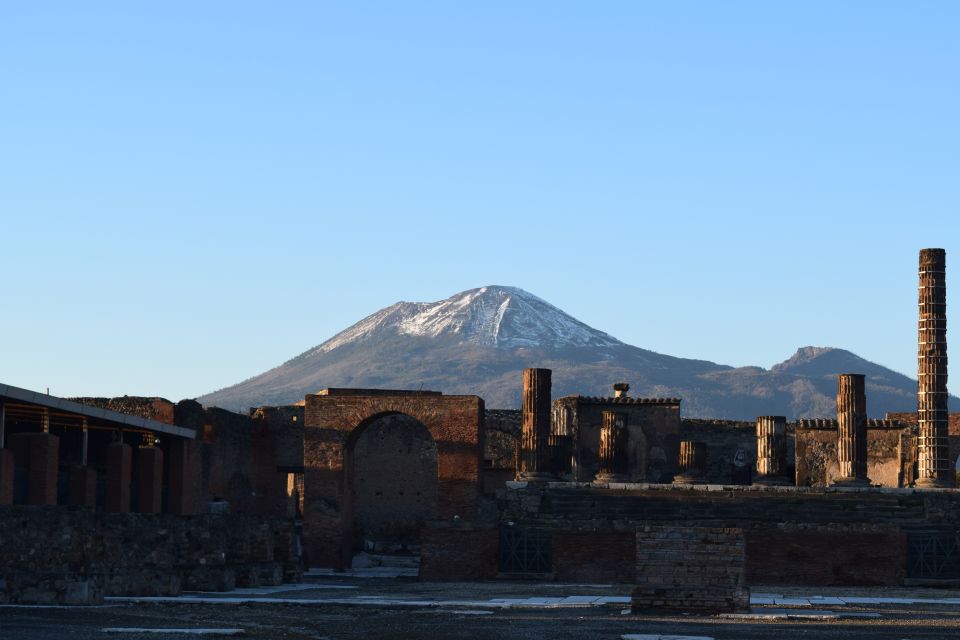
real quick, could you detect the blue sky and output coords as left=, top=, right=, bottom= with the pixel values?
left=1, top=2, right=958, bottom=400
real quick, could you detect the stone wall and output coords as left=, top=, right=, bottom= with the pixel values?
left=497, top=483, right=960, bottom=586
left=632, top=525, right=749, bottom=613
left=553, top=397, right=680, bottom=482
left=0, top=506, right=301, bottom=604
left=795, top=422, right=910, bottom=487
left=679, top=419, right=767, bottom=485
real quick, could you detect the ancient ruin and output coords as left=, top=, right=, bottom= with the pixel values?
left=1, top=248, right=958, bottom=611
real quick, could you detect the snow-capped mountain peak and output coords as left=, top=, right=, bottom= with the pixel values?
left=314, top=286, right=622, bottom=354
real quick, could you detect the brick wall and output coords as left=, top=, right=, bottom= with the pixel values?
left=419, top=525, right=499, bottom=580
left=302, top=390, right=483, bottom=569
left=632, top=525, right=749, bottom=613
left=0, top=506, right=301, bottom=604
left=553, top=531, right=635, bottom=583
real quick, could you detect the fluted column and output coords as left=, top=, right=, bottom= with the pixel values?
left=595, top=411, right=629, bottom=482
left=917, top=248, right=951, bottom=487
left=520, top=368, right=553, bottom=480
left=835, top=374, right=869, bottom=486
left=673, top=441, right=707, bottom=484
left=755, top=415, right=789, bottom=485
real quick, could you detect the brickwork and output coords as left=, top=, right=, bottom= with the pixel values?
left=631, top=525, right=749, bottom=613
left=18, top=433, right=59, bottom=506
left=917, top=248, right=951, bottom=486
left=69, top=466, right=97, bottom=508
left=0, top=506, right=301, bottom=604
left=302, top=390, right=483, bottom=569
left=105, top=442, right=131, bottom=513
left=138, top=446, right=164, bottom=514
left=0, top=448, right=13, bottom=505
left=419, top=525, right=499, bottom=580
left=553, top=531, right=635, bottom=583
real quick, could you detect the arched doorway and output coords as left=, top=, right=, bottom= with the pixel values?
left=346, top=413, right=438, bottom=563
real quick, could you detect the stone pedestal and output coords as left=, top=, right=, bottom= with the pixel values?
left=673, top=441, right=707, bottom=484
left=105, top=442, right=132, bottom=513
left=834, top=374, right=870, bottom=487
left=519, top=368, right=553, bottom=481
left=69, top=466, right=97, bottom=508
left=595, top=411, right=629, bottom=483
left=0, top=448, right=13, bottom=505
left=917, top=248, right=951, bottom=487
left=138, top=446, right=164, bottom=514
left=755, top=416, right=789, bottom=485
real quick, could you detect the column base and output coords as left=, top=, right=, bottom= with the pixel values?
left=672, top=473, right=706, bottom=485
left=915, top=477, right=952, bottom=489
left=832, top=476, right=871, bottom=488
left=754, top=476, right=792, bottom=487
left=593, top=473, right=629, bottom=484
left=518, top=471, right=554, bottom=482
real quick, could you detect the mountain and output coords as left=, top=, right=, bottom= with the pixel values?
left=197, top=286, right=959, bottom=419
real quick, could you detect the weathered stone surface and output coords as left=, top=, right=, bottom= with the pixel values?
left=673, top=441, right=707, bottom=483
left=755, top=416, right=788, bottom=484
left=0, top=506, right=301, bottom=604
left=595, top=411, right=629, bottom=482
left=520, top=368, right=552, bottom=480
left=631, top=525, right=749, bottom=613
left=835, top=374, right=869, bottom=486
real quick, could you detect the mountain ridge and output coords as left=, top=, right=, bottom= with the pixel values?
left=198, top=285, right=957, bottom=419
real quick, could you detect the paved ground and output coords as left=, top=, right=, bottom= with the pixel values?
left=5, top=575, right=960, bottom=639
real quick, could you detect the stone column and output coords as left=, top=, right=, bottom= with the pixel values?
left=595, top=411, right=629, bottom=482
left=835, top=373, right=869, bottom=486
left=673, top=441, right=707, bottom=484
left=755, top=416, right=788, bottom=485
left=105, top=441, right=132, bottom=512
left=520, top=368, right=553, bottom=480
left=918, top=248, right=952, bottom=487
left=138, top=445, right=164, bottom=513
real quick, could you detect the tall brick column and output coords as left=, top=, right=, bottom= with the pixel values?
left=167, top=438, right=198, bottom=515
left=69, top=466, right=97, bottom=507
left=918, top=248, right=952, bottom=487
left=755, top=416, right=789, bottom=485
left=0, top=448, right=14, bottom=505
left=595, top=411, right=629, bottom=482
left=520, top=368, right=553, bottom=481
left=835, top=373, right=869, bottom=486
left=673, top=441, right=707, bottom=484
left=138, top=445, right=164, bottom=513
left=27, top=432, right=60, bottom=505
left=105, top=441, right=132, bottom=512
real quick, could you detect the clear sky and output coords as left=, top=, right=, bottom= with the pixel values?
left=1, top=2, right=958, bottom=401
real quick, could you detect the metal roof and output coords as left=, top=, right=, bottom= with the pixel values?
left=0, top=382, right=195, bottom=439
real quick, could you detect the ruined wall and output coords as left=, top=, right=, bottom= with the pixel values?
left=795, top=420, right=909, bottom=487
left=888, top=412, right=960, bottom=481
left=483, top=409, right=520, bottom=494
left=70, top=396, right=176, bottom=425
left=0, top=506, right=301, bottom=604
left=679, top=419, right=765, bottom=485
left=554, top=397, right=680, bottom=483
left=302, top=390, right=483, bottom=569
left=494, top=484, right=960, bottom=586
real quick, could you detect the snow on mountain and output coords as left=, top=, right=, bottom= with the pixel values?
left=314, top=286, right=622, bottom=354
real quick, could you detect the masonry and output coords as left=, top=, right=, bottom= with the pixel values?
left=0, top=505, right=300, bottom=604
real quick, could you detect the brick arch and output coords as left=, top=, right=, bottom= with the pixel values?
left=301, top=390, right=484, bottom=570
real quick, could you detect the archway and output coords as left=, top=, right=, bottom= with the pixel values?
left=345, top=413, right=438, bottom=562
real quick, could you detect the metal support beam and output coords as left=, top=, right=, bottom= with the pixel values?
left=41, top=407, right=50, bottom=433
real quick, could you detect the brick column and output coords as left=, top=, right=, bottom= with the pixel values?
left=69, top=466, right=97, bottom=507
left=595, top=411, right=629, bottom=483
left=105, top=441, right=132, bottom=512
left=26, top=432, right=59, bottom=505
left=167, top=438, right=198, bottom=515
left=755, top=416, right=789, bottom=485
left=673, top=441, right=707, bottom=484
left=835, top=374, right=869, bottom=486
left=520, top=368, right=553, bottom=481
left=138, top=445, right=164, bottom=513
left=918, top=248, right=952, bottom=487
left=0, top=448, right=13, bottom=505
